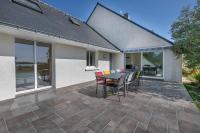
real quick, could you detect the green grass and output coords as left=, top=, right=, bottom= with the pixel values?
left=184, top=83, right=200, bottom=111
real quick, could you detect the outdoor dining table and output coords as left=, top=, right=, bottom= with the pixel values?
left=97, top=72, right=125, bottom=98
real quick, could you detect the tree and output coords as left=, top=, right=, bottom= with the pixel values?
left=171, top=0, right=200, bottom=69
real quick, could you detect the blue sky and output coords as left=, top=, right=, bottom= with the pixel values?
left=43, top=0, right=196, bottom=41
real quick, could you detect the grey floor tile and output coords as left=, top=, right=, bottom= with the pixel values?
left=60, top=115, right=83, bottom=132
left=87, top=115, right=111, bottom=132
left=179, top=120, right=200, bottom=133
left=32, top=117, right=66, bottom=133
left=6, top=112, right=37, bottom=133
left=134, top=126, right=149, bottom=133
left=0, top=119, right=8, bottom=133
left=114, top=115, right=138, bottom=133
left=147, top=116, right=167, bottom=133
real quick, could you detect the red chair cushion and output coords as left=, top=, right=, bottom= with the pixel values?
left=95, top=71, right=103, bottom=76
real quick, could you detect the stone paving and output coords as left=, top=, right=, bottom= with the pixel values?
left=0, top=80, right=200, bottom=133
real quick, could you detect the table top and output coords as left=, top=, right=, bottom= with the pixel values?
left=97, top=73, right=124, bottom=80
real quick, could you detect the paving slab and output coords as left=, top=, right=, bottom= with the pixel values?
left=0, top=80, right=199, bottom=133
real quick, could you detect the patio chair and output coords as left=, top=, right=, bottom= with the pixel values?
left=135, top=71, right=142, bottom=86
left=95, top=71, right=104, bottom=95
left=130, top=71, right=142, bottom=92
left=125, top=72, right=135, bottom=94
left=103, top=70, right=115, bottom=84
left=111, top=70, right=116, bottom=74
left=103, top=70, right=110, bottom=75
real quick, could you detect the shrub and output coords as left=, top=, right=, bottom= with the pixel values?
left=194, top=74, right=200, bottom=82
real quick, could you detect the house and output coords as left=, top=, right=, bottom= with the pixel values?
left=87, top=3, right=182, bottom=82
left=0, top=0, right=181, bottom=101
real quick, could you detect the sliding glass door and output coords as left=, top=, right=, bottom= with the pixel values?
left=142, top=51, right=163, bottom=77
left=15, top=39, right=52, bottom=92
left=125, top=50, right=163, bottom=78
left=36, top=42, right=51, bottom=88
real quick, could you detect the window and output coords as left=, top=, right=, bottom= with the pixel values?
left=87, top=51, right=96, bottom=66
left=142, top=51, right=163, bottom=77
left=12, top=0, right=42, bottom=13
left=69, top=17, right=81, bottom=26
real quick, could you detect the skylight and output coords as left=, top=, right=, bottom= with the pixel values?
left=12, top=0, right=42, bottom=13
left=69, top=17, right=81, bottom=26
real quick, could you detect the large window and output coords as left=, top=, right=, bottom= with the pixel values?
left=142, top=51, right=163, bottom=77
left=86, top=51, right=96, bottom=66
left=15, top=39, right=52, bottom=92
left=15, top=39, right=34, bottom=92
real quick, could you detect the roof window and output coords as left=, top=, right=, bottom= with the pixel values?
left=69, top=17, right=80, bottom=26
left=12, top=0, right=42, bottom=13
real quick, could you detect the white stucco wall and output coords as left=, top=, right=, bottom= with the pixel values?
left=98, top=51, right=110, bottom=70
left=54, top=44, right=96, bottom=88
left=87, top=5, right=172, bottom=51
left=164, top=49, right=182, bottom=83
left=111, top=53, right=125, bottom=70
left=0, top=33, right=15, bottom=101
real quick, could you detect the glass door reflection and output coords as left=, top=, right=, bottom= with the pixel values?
left=15, top=39, right=35, bottom=92
left=36, top=42, right=51, bottom=88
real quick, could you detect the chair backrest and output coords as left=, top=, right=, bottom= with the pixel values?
left=125, top=72, right=130, bottom=81
left=95, top=71, right=104, bottom=82
left=127, top=72, right=135, bottom=82
left=135, top=71, right=141, bottom=79
left=103, top=70, right=110, bottom=75
left=111, top=70, right=116, bottom=74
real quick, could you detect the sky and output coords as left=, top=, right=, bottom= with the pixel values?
left=42, top=0, right=196, bottom=41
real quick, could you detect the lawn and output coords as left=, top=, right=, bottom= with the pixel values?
left=184, top=83, right=200, bottom=111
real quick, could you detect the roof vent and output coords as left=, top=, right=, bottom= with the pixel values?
left=69, top=17, right=81, bottom=26
left=12, top=0, right=42, bottom=13
left=123, top=13, right=129, bottom=19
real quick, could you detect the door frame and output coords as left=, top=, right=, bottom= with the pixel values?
left=125, top=50, right=164, bottom=79
left=15, top=39, right=53, bottom=95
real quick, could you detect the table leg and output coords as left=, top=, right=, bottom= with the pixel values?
left=103, top=78, right=107, bottom=98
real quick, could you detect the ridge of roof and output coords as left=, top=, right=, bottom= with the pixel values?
left=87, top=2, right=174, bottom=45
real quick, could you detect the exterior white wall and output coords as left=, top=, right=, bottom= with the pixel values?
left=54, top=43, right=96, bottom=88
left=111, top=53, right=125, bottom=70
left=87, top=5, right=172, bottom=51
left=98, top=51, right=110, bottom=70
left=164, top=49, right=182, bottom=83
left=0, top=33, right=15, bottom=101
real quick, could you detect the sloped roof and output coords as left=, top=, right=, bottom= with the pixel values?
left=0, top=0, right=119, bottom=51
left=87, top=3, right=174, bottom=45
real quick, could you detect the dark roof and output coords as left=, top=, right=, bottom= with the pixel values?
left=0, top=0, right=119, bottom=51
left=87, top=3, right=174, bottom=45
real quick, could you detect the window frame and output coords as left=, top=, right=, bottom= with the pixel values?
left=12, top=0, right=43, bottom=13
left=86, top=51, right=96, bottom=67
left=141, top=50, right=164, bottom=78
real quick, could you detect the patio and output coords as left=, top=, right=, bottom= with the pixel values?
left=0, top=80, right=200, bottom=133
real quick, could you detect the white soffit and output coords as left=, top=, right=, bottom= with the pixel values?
left=124, top=45, right=172, bottom=53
